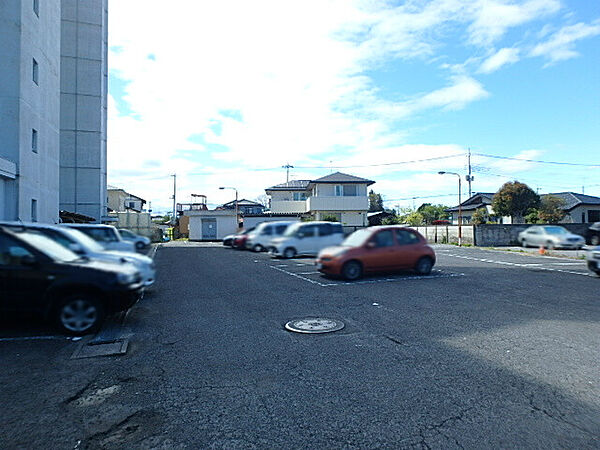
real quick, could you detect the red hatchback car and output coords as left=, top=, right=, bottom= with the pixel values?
left=316, top=226, right=436, bottom=280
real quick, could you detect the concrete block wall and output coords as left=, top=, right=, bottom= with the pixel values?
left=474, top=224, right=589, bottom=247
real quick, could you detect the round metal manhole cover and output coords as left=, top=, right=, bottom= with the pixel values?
left=285, top=318, right=345, bottom=334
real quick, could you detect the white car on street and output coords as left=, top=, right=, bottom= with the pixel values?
left=586, top=246, right=600, bottom=276
left=517, top=225, right=585, bottom=250
left=0, top=222, right=156, bottom=287
left=245, top=221, right=296, bottom=252
left=270, top=221, right=345, bottom=259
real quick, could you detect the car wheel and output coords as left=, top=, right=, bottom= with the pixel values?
left=546, top=241, right=555, bottom=250
left=283, top=247, right=296, bottom=259
left=135, top=241, right=146, bottom=250
left=414, top=257, right=433, bottom=275
left=591, top=236, right=600, bottom=246
left=55, top=295, right=104, bottom=336
left=521, top=239, right=527, bottom=248
left=252, top=244, right=263, bottom=252
left=342, top=260, right=362, bottom=281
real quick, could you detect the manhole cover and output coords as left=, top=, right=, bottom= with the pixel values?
left=71, top=339, right=129, bottom=359
left=285, top=318, right=344, bottom=334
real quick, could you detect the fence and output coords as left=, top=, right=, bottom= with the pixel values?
left=413, top=225, right=475, bottom=245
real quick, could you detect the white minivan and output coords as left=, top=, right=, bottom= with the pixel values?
left=245, top=221, right=296, bottom=252
left=270, top=221, right=344, bottom=258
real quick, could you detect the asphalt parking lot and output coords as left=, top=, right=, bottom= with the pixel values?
left=1, top=242, right=599, bottom=448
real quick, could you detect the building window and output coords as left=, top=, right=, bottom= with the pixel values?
left=31, top=129, right=38, bottom=153
left=293, top=192, right=307, bottom=201
left=343, top=185, right=357, bottom=196
left=33, top=0, right=39, bottom=16
left=31, top=199, right=38, bottom=222
left=334, top=185, right=343, bottom=196
left=589, top=210, right=600, bottom=223
left=32, top=58, right=39, bottom=84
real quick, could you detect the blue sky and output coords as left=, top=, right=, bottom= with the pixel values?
left=107, top=0, right=600, bottom=212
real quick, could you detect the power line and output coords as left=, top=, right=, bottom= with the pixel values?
left=474, top=152, right=600, bottom=168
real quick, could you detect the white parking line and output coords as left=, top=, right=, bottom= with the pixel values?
left=445, top=253, right=593, bottom=277
left=0, top=335, right=75, bottom=342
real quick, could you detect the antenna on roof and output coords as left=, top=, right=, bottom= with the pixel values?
left=282, top=164, right=294, bottom=183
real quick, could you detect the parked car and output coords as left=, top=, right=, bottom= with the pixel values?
left=245, top=221, right=296, bottom=252
left=231, top=227, right=256, bottom=249
left=270, top=221, right=344, bottom=258
left=316, top=226, right=436, bottom=280
left=0, top=227, right=144, bottom=335
left=517, top=225, right=585, bottom=249
left=0, top=222, right=156, bottom=287
left=586, top=246, right=600, bottom=276
left=222, top=233, right=236, bottom=247
left=63, top=224, right=136, bottom=253
left=585, top=222, right=600, bottom=246
left=118, top=228, right=151, bottom=250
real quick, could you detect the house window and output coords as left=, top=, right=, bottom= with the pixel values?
left=31, top=129, right=38, bottom=153
left=128, top=201, right=136, bottom=209
left=32, top=58, right=39, bottom=84
left=589, top=210, right=600, bottom=222
left=343, top=185, right=357, bottom=196
left=31, top=199, right=37, bottom=222
left=293, top=192, right=307, bottom=201
left=334, top=185, right=343, bottom=196
left=33, top=0, right=39, bottom=16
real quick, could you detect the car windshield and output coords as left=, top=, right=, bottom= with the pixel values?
left=17, top=231, right=80, bottom=262
left=543, top=226, right=568, bottom=235
left=283, top=223, right=302, bottom=237
left=62, top=228, right=105, bottom=252
left=342, top=228, right=373, bottom=247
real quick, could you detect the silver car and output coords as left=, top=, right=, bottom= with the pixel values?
left=586, top=246, right=600, bottom=276
left=518, top=225, right=585, bottom=250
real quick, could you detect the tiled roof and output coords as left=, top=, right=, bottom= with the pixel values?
left=446, top=193, right=494, bottom=212
left=544, top=192, right=600, bottom=211
left=312, top=172, right=375, bottom=185
left=265, top=180, right=311, bottom=191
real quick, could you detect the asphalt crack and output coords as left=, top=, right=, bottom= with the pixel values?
left=527, top=394, right=598, bottom=437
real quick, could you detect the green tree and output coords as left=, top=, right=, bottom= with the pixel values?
left=368, top=190, right=384, bottom=212
left=381, top=216, right=400, bottom=225
left=405, top=211, right=424, bottom=226
left=321, top=214, right=339, bottom=222
left=525, top=209, right=542, bottom=224
left=491, top=181, right=540, bottom=223
left=538, top=195, right=567, bottom=223
left=471, top=207, right=489, bottom=225
left=417, top=203, right=450, bottom=224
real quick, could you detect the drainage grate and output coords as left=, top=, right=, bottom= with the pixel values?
left=285, top=318, right=345, bottom=334
left=71, top=339, right=129, bottom=359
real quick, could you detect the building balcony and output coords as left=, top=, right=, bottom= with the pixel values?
left=307, top=196, right=368, bottom=212
left=269, top=200, right=308, bottom=214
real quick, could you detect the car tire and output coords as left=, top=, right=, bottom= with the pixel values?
left=252, top=244, right=263, bottom=252
left=55, top=294, right=105, bottom=336
left=414, top=256, right=433, bottom=275
left=136, top=241, right=146, bottom=250
left=342, top=260, right=362, bottom=281
left=283, top=247, right=296, bottom=259
left=521, top=239, right=527, bottom=248
left=591, top=236, right=600, bottom=246
left=546, top=241, right=555, bottom=250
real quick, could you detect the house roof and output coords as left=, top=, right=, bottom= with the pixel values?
left=311, top=172, right=375, bottom=185
left=543, top=192, right=600, bottom=211
left=221, top=199, right=264, bottom=208
left=265, top=180, right=311, bottom=191
left=446, top=193, right=494, bottom=212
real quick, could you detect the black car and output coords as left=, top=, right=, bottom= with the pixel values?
left=0, top=227, right=144, bottom=335
left=586, top=222, right=600, bottom=246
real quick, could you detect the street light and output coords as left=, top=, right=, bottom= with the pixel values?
left=219, top=186, right=239, bottom=228
left=438, top=171, right=462, bottom=246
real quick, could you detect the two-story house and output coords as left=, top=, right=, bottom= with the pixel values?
left=107, top=186, right=147, bottom=213
left=265, top=172, right=374, bottom=227
left=219, top=199, right=266, bottom=215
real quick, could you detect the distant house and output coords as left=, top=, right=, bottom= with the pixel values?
left=265, top=172, right=374, bottom=227
left=545, top=192, right=600, bottom=223
left=446, top=191, right=600, bottom=224
left=219, top=199, right=266, bottom=215
left=107, top=186, right=146, bottom=213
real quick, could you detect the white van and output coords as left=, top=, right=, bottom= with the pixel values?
left=245, top=221, right=296, bottom=252
left=270, top=221, right=344, bottom=258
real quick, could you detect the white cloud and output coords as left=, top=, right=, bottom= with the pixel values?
left=478, top=47, right=521, bottom=73
left=530, top=20, right=600, bottom=65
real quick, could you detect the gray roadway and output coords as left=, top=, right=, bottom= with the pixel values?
left=1, top=243, right=599, bottom=449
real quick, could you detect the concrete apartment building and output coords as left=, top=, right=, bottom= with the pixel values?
left=0, top=0, right=107, bottom=223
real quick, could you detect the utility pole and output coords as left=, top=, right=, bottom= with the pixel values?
left=282, top=164, right=294, bottom=183
left=466, top=147, right=473, bottom=198
left=171, top=174, right=176, bottom=225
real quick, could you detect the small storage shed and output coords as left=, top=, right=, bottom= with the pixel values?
left=186, top=210, right=239, bottom=241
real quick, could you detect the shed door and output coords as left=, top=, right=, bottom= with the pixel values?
left=202, top=219, right=217, bottom=239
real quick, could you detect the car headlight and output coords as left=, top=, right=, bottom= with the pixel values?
left=116, top=272, right=135, bottom=285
